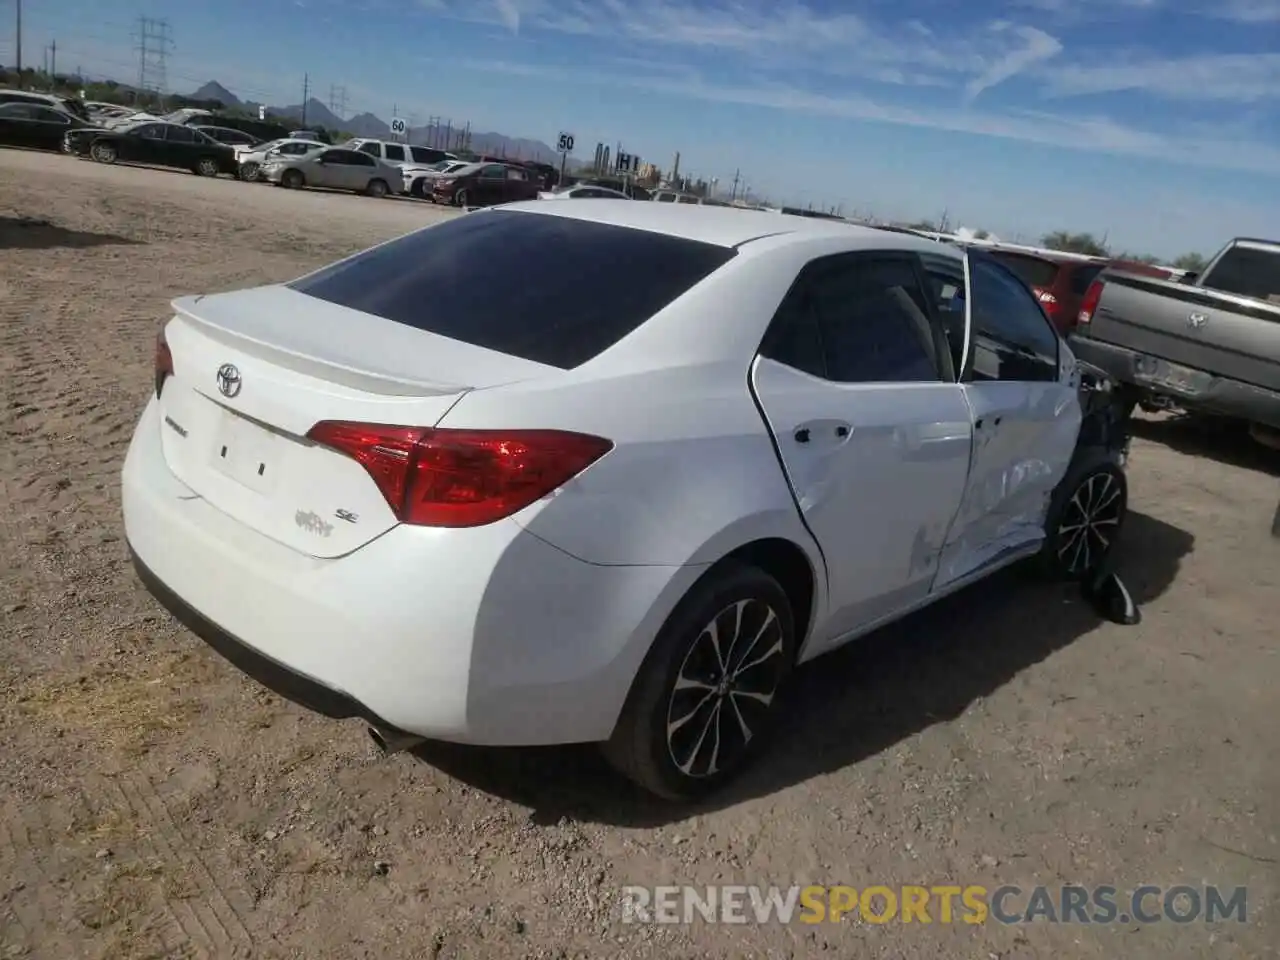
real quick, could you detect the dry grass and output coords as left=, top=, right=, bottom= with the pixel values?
left=15, top=652, right=208, bottom=757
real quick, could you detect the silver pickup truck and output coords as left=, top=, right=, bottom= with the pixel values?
left=1069, top=238, right=1280, bottom=434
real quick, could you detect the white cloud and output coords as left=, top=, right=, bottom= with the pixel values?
left=418, top=0, right=1065, bottom=94
left=446, top=56, right=1280, bottom=176
left=965, top=24, right=1062, bottom=102
left=1211, top=0, right=1280, bottom=21
left=1043, top=53, right=1280, bottom=102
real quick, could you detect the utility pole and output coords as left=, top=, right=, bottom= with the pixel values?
left=301, top=73, right=309, bottom=127
left=15, top=0, right=21, bottom=81
left=49, top=38, right=56, bottom=77
left=729, top=168, right=740, bottom=202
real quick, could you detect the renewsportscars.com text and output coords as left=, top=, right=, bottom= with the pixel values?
left=619, top=884, right=1248, bottom=925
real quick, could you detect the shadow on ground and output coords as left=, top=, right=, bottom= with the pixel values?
left=411, top=509, right=1194, bottom=825
left=0, top=215, right=142, bottom=250
left=1131, top=412, right=1278, bottom=476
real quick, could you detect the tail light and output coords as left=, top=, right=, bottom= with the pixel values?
left=1036, top=289, right=1060, bottom=314
left=154, top=323, right=174, bottom=397
left=305, top=422, right=613, bottom=528
left=1077, top=279, right=1105, bottom=328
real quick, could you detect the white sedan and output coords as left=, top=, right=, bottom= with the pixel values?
left=538, top=184, right=633, bottom=201
left=121, top=201, right=1131, bottom=800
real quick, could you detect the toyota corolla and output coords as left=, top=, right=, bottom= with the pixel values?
left=122, top=202, right=1131, bottom=800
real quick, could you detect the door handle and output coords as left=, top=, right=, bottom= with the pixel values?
left=835, top=424, right=850, bottom=438
left=794, top=427, right=811, bottom=443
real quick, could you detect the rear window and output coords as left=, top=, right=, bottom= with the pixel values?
left=288, top=209, right=737, bottom=369
left=987, top=252, right=1061, bottom=290
left=1069, top=263, right=1105, bottom=296
left=1200, top=245, right=1280, bottom=303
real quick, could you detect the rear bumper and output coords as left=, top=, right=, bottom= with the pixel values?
left=1068, top=336, right=1280, bottom=428
left=121, top=396, right=699, bottom=746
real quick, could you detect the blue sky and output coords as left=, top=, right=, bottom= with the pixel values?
left=7, top=0, right=1280, bottom=258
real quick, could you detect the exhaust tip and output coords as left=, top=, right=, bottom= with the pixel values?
left=366, top=725, right=426, bottom=756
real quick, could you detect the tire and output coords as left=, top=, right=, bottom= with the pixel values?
left=1035, top=453, right=1128, bottom=581
left=195, top=157, right=220, bottom=177
left=455, top=188, right=469, bottom=208
left=90, top=142, right=117, bottom=164
left=366, top=178, right=389, bottom=198
left=409, top=179, right=424, bottom=198
left=281, top=169, right=304, bottom=189
left=239, top=162, right=260, bottom=182
left=602, top=561, right=796, bottom=801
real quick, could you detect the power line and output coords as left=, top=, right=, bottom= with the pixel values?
left=134, top=17, right=172, bottom=94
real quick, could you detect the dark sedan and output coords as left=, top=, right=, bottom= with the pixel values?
left=0, top=102, right=100, bottom=151
left=431, top=161, right=541, bottom=207
left=68, top=121, right=238, bottom=177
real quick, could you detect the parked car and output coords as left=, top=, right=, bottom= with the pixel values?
left=0, top=102, right=98, bottom=151
left=430, top=161, right=540, bottom=207
left=0, top=88, right=91, bottom=121
left=260, top=145, right=398, bottom=197
left=402, top=159, right=471, bottom=197
left=651, top=190, right=702, bottom=204
left=1070, top=237, right=1280, bottom=435
left=69, top=121, right=238, bottom=177
left=538, top=184, right=633, bottom=201
left=121, top=204, right=1132, bottom=800
left=235, top=138, right=323, bottom=182
left=193, top=125, right=262, bottom=148
left=345, top=139, right=455, bottom=169
left=978, top=248, right=1107, bottom=335
left=290, top=130, right=325, bottom=143
left=169, top=110, right=293, bottom=144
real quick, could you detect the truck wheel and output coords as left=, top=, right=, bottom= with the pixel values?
left=455, top=188, right=469, bottom=208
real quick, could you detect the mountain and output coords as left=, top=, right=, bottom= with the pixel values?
left=181, top=81, right=561, bottom=160
left=188, top=81, right=242, bottom=110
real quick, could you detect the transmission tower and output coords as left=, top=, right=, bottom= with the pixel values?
left=328, top=84, right=347, bottom=117
left=135, top=17, right=173, bottom=94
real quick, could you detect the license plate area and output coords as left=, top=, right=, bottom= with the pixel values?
left=1134, top=356, right=1212, bottom=396
left=210, top=407, right=280, bottom=494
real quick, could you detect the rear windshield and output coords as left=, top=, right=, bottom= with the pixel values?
left=1200, top=245, right=1280, bottom=303
left=987, top=252, right=1061, bottom=289
left=1069, top=263, right=1105, bottom=296
left=288, top=209, right=737, bottom=369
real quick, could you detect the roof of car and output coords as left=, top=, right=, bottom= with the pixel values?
left=497, top=199, right=956, bottom=252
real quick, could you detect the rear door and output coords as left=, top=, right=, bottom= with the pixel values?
left=476, top=164, right=507, bottom=204
left=932, top=252, right=1080, bottom=587
left=162, top=123, right=202, bottom=166
left=121, top=123, right=166, bottom=163
left=751, top=252, right=973, bottom=652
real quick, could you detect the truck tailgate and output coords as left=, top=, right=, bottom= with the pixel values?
left=1087, top=274, right=1280, bottom=393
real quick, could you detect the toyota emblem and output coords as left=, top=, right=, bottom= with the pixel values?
left=216, top=363, right=242, bottom=398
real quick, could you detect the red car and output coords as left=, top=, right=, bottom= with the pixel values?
left=430, top=161, right=540, bottom=208
left=986, top=250, right=1175, bottom=335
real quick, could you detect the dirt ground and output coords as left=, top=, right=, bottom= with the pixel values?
left=0, top=148, right=1276, bottom=960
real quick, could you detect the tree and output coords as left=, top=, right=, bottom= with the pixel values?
left=1042, top=231, right=1109, bottom=257
left=1173, top=252, right=1208, bottom=273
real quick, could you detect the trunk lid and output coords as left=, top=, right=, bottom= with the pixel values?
left=156, top=285, right=553, bottom=558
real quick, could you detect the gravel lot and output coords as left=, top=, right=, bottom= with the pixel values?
left=0, top=148, right=1276, bottom=960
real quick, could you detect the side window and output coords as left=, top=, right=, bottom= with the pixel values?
left=137, top=124, right=165, bottom=140
left=480, top=164, right=506, bottom=178
left=384, top=144, right=405, bottom=162
left=356, top=141, right=380, bottom=156
left=283, top=142, right=308, bottom=155
left=506, top=167, right=527, bottom=181
left=165, top=125, right=196, bottom=143
left=921, top=256, right=968, bottom=376
left=34, top=107, right=70, bottom=124
left=967, top=257, right=1060, bottom=382
left=809, top=257, right=943, bottom=383
left=1, top=103, right=37, bottom=119
left=759, top=288, right=826, bottom=379
left=321, top=150, right=349, bottom=164
left=352, top=152, right=376, bottom=166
